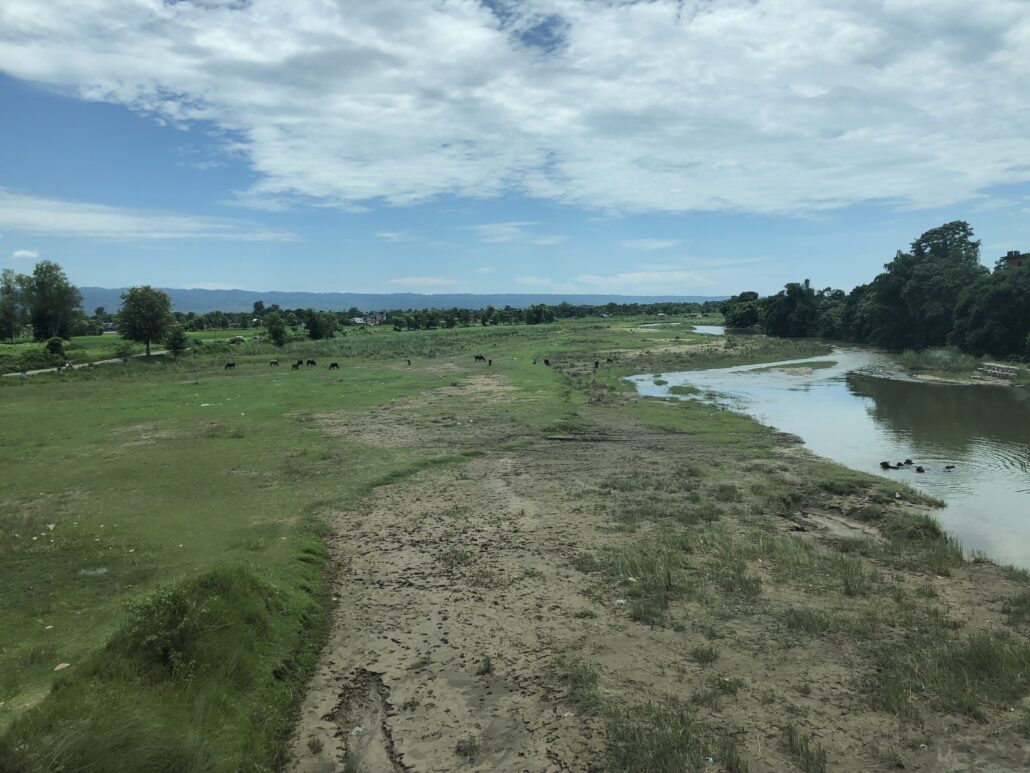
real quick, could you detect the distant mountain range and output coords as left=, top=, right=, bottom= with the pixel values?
left=80, top=287, right=726, bottom=314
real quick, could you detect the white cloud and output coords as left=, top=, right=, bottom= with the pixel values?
left=0, top=1, right=1028, bottom=215
left=472, top=222, right=567, bottom=244
left=0, top=188, right=296, bottom=241
left=475, top=266, right=495, bottom=274
left=10, top=248, right=39, bottom=259
left=374, top=230, right=415, bottom=242
left=385, top=276, right=457, bottom=288
left=621, top=239, right=682, bottom=251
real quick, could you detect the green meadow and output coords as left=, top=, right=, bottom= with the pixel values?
left=0, top=317, right=722, bottom=768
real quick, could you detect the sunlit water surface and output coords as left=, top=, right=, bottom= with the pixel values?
left=630, top=346, right=1030, bottom=568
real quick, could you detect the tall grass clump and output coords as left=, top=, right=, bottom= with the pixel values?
left=874, top=630, right=1030, bottom=720
left=606, top=702, right=747, bottom=772
left=896, top=347, right=980, bottom=373
left=0, top=566, right=326, bottom=772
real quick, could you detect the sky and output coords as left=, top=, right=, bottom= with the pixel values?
left=1, top=0, right=1028, bottom=297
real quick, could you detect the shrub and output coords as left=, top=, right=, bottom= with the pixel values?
left=44, top=336, right=65, bottom=357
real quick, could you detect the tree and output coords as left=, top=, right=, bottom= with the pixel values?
left=165, top=325, right=190, bottom=358
left=265, top=310, right=287, bottom=346
left=119, top=286, right=172, bottom=356
left=252, top=300, right=266, bottom=319
left=306, top=310, right=337, bottom=340
left=950, top=263, right=1030, bottom=358
left=26, top=260, right=82, bottom=340
left=0, top=268, right=28, bottom=342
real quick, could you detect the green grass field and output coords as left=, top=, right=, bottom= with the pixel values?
left=0, top=315, right=726, bottom=768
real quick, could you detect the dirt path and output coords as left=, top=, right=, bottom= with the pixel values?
left=289, top=443, right=613, bottom=771
left=288, top=401, right=1030, bottom=772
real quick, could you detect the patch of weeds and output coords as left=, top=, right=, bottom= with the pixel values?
left=574, top=609, right=597, bottom=619
left=606, top=701, right=747, bottom=772
left=873, top=630, right=1030, bottom=720
left=560, top=658, right=601, bottom=708
left=1001, top=563, right=1030, bottom=583
left=783, top=607, right=832, bottom=635
left=454, top=735, right=480, bottom=762
left=572, top=553, right=603, bottom=573
left=714, top=559, right=761, bottom=600
left=475, top=656, right=493, bottom=676
left=715, top=483, right=741, bottom=502
left=785, top=724, right=827, bottom=773
left=307, top=736, right=324, bottom=755
left=401, top=697, right=420, bottom=712
left=521, top=567, right=545, bottom=580
left=690, top=645, right=719, bottom=665
left=1003, top=590, right=1030, bottom=627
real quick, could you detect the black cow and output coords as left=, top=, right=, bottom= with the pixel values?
left=543, top=359, right=550, bottom=366
left=488, top=359, right=492, bottom=366
left=295, top=359, right=304, bottom=367
left=915, top=466, right=925, bottom=473
left=407, top=359, right=411, bottom=366
left=224, top=361, right=236, bottom=370
left=532, top=358, right=537, bottom=365
left=474, top=354, right=486, bottom=363
left=306, top=359, right=317, bottom=367
left=594, top=360, right=599, bottom=369
left=292, top=363, right=300, bottom=370
left=606, top=357, right=615, bottom=365
left=329, top=362, right=340, bottom=370
left=269, top=359, right=280, bottom=367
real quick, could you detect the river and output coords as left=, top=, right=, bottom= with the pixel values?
left=629, top=345, right=1030, bottom=568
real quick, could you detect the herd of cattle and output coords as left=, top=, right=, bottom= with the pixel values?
left=222, top=354, right=619, bottom=371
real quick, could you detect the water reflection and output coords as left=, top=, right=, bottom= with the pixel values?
left=629, top=348, right=1030, bottom=568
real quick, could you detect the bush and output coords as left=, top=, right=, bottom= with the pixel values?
left=15, top=347, right=64, bottom=371
left=44, top=337, right=65, bottom=357
left=0, top=567, right=323, bottom=772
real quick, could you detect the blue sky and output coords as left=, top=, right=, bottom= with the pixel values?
left=1, top=1, right=1029, bottom=297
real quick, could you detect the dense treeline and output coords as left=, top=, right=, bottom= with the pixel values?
left=721, top=221, right=1030, bottom=360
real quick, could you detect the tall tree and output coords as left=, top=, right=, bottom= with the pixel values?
left=119, top=286, right=172, bottom=356
left=265, top=310, right=287, bottom=346
left=26, top=260, right=82, bottom=340
left=950, top=263, right=1030, bottom=358
left=0, top=268, right=28, bottom=342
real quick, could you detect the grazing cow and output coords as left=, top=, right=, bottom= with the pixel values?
left=329, top=362, right=340, bottom=370
left=606, top=357, right=614, bottom=365
left=295, top=359, right=304, bottom=367
left=543, top=359, right=550, bottom=366
left=224, top=361, right=236, bottom=370
left=269, top=359, right=280, bottom=367
left=306, top=359, right=317, bottom=367
left=291, top=363, right=300, bottom=370
left=533, top=358, right=537, bottom=365
left=488, top=359, right=492, bottom=366
left=407, top=359, right=411, bottom=366
left=594, top=360, right=599, bottom=369
left=474, top=354, right=486, bottom=363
